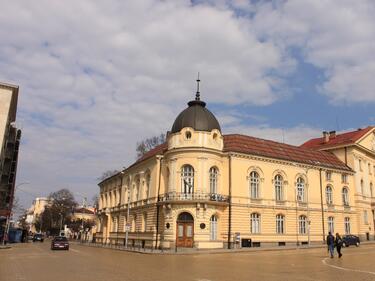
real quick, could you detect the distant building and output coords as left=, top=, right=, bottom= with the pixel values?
left=96, top=83, right=373, bottom=249
left=0, top=82, right=21, bottom=235
left=26, top=197, right=51, bottom=232
left=72, top=206, right=96, bottom=221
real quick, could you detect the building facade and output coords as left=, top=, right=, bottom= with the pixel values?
left=97, top=91, right=372, bottom=249
left=0, top=82, right=21, bottom=237
left=302, top=127, right=375, bottom=241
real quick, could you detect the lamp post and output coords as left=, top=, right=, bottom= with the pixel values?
left=125, top=174, right=131, bottom=248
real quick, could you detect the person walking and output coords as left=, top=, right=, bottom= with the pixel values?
left=326, top=232, right=335, bottom=258
left=335, top=233, right=343, bottom=258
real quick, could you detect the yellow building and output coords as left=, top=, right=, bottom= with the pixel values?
left=97, top=89, right=372, bottom=249
left=302, top=127, right=375, bottom=241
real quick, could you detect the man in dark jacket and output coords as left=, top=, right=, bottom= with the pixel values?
left=326, top=232, right=335, bottom=258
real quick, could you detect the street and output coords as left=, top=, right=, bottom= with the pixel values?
left=1, top=242, right=375, bottom=281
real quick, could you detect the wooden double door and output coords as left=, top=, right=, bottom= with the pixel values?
left=176, top=212, right=194, bottom=248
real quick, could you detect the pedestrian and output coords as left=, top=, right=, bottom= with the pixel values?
left=335, top=233, right=343, bottom=258
left=326, top=232, right=335, bottom=258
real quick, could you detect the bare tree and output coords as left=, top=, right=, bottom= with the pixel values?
left=136, top=133, right=166, bottom=158
left=97, top=170, right=119, bottom=181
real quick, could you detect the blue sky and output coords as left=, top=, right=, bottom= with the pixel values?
left=1, top=0, right=375, bottom=211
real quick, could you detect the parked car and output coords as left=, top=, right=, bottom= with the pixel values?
left=342, top=235, right=360, bottom=247
left=32, top=233, right=44, bottom=242
left=51, top=236, right=69, bottom=250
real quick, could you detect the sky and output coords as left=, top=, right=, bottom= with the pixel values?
left=1, top=0, right=375, bottom=211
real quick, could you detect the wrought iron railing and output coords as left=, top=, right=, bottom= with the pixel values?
left=159, top=192, right=229, bottom=203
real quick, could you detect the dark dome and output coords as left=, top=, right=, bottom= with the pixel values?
left=171, top=99, right=221, bottom=133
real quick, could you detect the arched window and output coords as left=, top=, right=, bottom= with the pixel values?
left=249, top=171, right=260, bottom=199
left=326, top=186, right=333, bottom=205
left=276, top=214, right=285, bottom=234
left=299, top=215, right=307, bottom=234
left=344, top=217, right=350, bottom=234
left=296, top=177, right=305, bottom=202
left=181, top=165, right=194, bottom=194
left=274, top=174, right=283, bottom=201
left=250, top=213, right=261, bottom=234
left=342, top=187, right=349, bottom=206
left=328, top=216, right=334, bottom=233
left=209, top=167, right=218, bottom=194
left=210, top=215, right=218, bottom=240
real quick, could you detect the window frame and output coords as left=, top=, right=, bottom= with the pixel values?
left=274, top=174, right=283, bottom=201
left=298, top=215, right=307, bottom=234
left=296, top=177, right=305, bottom=202
left=209, top=167, right=219, bottom=194
left=249, top=171, right=260, bottom=199
left=250, top=213, right=261, bottom=234
left=276, top=214, right=285, bottom=234
left=325, top=186, right=333, bottom=205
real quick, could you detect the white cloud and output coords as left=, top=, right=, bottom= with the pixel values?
left=0, top=0, right=292, bottom=208
left=251, top=0, right=375, bottom=103
left=2, top=0, right=374, bottom=209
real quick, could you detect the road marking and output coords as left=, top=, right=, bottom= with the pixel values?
left=322, top=257, right=375, bottom=275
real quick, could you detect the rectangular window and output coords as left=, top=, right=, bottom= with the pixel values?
left=326, top=171, right=332, bottom=181
left=359, top=159, right=363, bottom=171
left=328, top=217, right=334, bottom=233
left=369, top=163, right=372, bottom=175
left=341, top=174, right=348, bottom=183
left=344, top=218, right=350, bottom=235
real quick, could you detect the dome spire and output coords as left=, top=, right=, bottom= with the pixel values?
left=195, top=72, right=200, bottom=101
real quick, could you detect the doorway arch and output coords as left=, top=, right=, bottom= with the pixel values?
left=176, top=212, right=194, bottom=247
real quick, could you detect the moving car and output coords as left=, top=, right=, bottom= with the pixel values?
left=51, top=236, right=69, bottom=250
left=342, top=235, right=360, bottom=247
left=32, top=233, right=44, bottom=242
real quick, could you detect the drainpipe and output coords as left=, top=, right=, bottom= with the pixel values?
left=227, top=154, right=232, bottom=249
left=319, top=168, right=326, bottom=243
left=155, top=156, right=163, bottom=249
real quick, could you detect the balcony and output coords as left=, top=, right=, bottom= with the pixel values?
left=158, top=192, right=229, bottom=204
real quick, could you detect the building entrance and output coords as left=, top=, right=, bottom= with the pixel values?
left=176, top=212, right=194, bottom=247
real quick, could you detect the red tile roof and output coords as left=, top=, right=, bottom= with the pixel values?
left=223, top=134, right=351, bottom=171
left=300, top=127, right=373, bottom=150
left=103, top=133, right=352, bottom=182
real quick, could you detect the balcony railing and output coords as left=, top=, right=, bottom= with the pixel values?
left=159, top=192, right=229, bottom=203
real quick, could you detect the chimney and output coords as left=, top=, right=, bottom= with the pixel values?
left=329, top=131, right=336, bottom=139
left=322, top=131, right=329, bottom=143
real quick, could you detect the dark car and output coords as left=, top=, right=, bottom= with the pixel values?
left=32, top=233, right=44, bottom=242
left=342, top=235, right=360, bottom=247
left=51, top=236, right=69, bottom=250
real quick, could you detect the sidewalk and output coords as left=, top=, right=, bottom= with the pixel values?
left=74, top=240, right=375, bottom=255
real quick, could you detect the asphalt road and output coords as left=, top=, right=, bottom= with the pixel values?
left=1, top=241, right=375, bottom=281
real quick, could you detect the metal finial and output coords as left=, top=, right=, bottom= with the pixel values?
left=195, top=72, right=200, bottom=101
